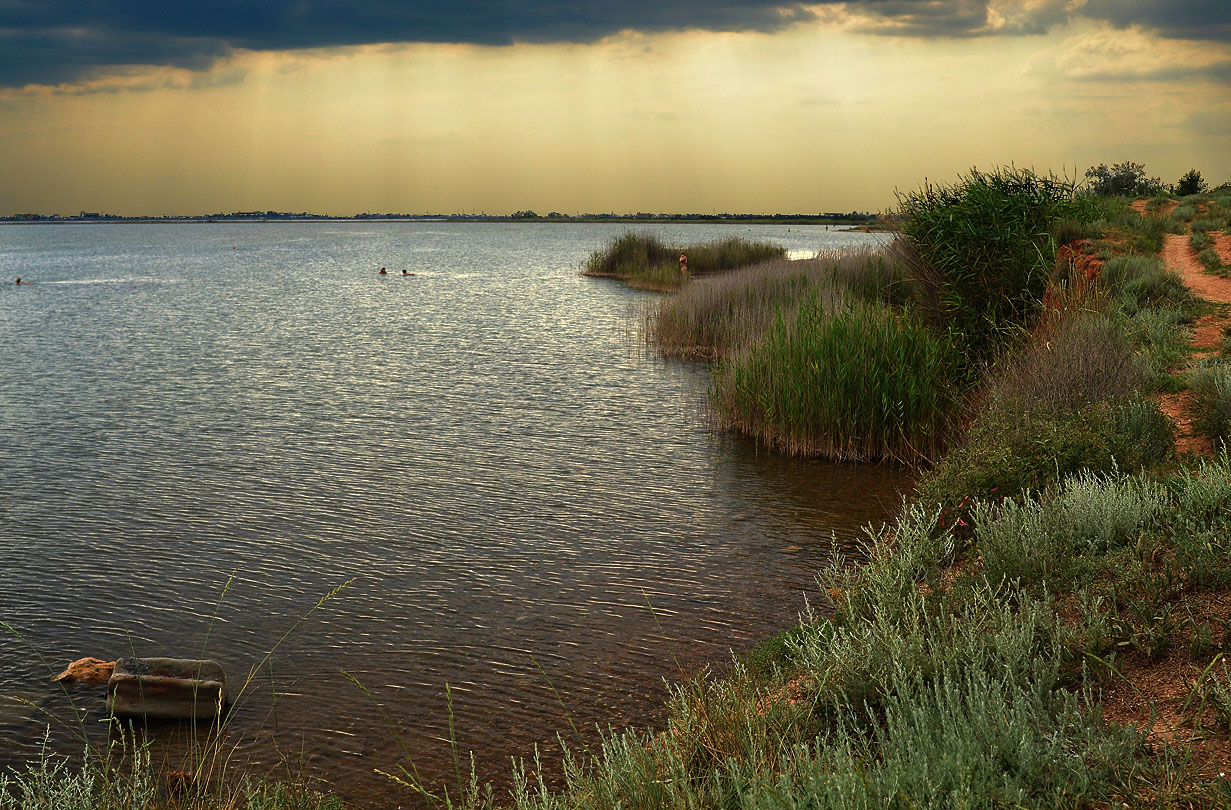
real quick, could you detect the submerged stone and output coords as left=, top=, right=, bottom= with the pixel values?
left=106, top=657, right=228, bottom=720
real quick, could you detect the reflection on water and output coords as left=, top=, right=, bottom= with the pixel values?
left=0, top=222, right=906, bottom=806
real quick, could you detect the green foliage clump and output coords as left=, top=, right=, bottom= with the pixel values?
left=897, top=168, right=1088, bottom=359
left=1190, top=216, right=1223, bottom=234
left=1176, top=168, right=1208, bottom=196
left=712, top=297, right=957, bottom=463
left=1199, top=247, right=1228, bottom=275
left=916, top=310, right=1172, bottom=508
left=1084, top=161, right=1165, bottom=197
left=1171, top=203, right=1198, bottom=223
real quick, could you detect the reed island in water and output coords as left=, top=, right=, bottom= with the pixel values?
left=7, top=166, right=1231, bottom=808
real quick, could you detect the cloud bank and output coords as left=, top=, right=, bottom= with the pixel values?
left=1, top=0, right=1227, bottom=88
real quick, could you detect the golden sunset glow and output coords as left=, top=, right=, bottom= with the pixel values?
left=2, top=9, right=1228, bottom=215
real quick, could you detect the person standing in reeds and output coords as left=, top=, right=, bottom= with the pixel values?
left=679, top=251, right=688, bottom=276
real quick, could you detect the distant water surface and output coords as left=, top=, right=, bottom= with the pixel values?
left=0, top=222, right=907, bottom=807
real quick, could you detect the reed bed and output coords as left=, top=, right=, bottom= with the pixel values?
left=710, top=296, right=957, bottom=463
left=582, top=233, right=784, bottom=291
left=647, top=249, right=902, bottom=360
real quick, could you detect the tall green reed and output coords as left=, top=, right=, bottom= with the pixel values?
left=896, top=167, right=1089, bottom=363
left=711, top=295, right=957, bottom=463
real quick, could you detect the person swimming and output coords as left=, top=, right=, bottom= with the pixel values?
left=379, top=267, right=387, bottom=275
left=402, top=269, right=417, bottom=276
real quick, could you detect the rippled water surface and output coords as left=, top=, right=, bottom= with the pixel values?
left=0, top=222, right=907, bottom=806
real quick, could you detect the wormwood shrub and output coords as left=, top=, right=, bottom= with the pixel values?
left=1170, top=450, right=1231, bottom=530
left=897, top=167, right=1089, bottom=360
left=973, top=470, right=1167, bottom=593
left=1190, top=361, right=1231, bottom=443
left=1101, top=254, right=1189, bottom=308
left=746, top=667, right=1138, bottom=810
left=1199, top=247, right=1227, bottom=276
left=711, top=296, right=957, bottom=463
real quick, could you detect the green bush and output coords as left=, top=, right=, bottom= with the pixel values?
left=1191, top=231, right=1214, bottom=253
left=1172, top=203, right=1198, bottom=223
left=1177, top=168, right=1208, bottom=196
left=711, top=296, right=957, bottom=463
left=1107, top=397, right=1176, bottom=470
left=1084, top=161, right=1165, bottom=197
left=1199, top=247, right=1227, bottom=275
left=897, top=168, right=1089, bottom=360
left=916, top=406, right=1117, bottom=509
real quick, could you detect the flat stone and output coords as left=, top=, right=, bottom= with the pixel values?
left=106, top=657, right=228, bottom=720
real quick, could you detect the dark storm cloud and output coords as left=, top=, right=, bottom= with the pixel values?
left=0, top=1, right=817, bottom=87
left=1, top=0, right=1228, bottom=89
left=849, top=0, right=995, bottom=37
left=1081, top=0, right=1231, bottom=44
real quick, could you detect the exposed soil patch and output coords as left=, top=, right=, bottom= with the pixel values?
left=1192, top=316, right=1228, bottom=354
left=1098, top=590, right=1231, bottom=779
left=1159, top=390, right=1214, bottom=456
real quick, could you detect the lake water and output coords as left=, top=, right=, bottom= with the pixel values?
left=0, top=221, right=907, bottom=807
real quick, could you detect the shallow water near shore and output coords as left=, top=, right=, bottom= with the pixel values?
left=0, top=221, right=907, bottom=806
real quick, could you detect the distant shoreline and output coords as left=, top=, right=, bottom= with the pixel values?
left=1, top=213, right=880, bottom=227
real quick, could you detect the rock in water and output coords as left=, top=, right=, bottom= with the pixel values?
left=106, top=657, right=228, bottom=720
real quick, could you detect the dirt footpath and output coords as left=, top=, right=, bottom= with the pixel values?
left=1157, top=230, right=1231, bottom=455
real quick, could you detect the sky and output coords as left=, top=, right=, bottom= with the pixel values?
left=1, top=0, right=1228, bottom=216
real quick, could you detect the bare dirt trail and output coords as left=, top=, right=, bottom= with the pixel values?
left=1155, top=229, right=1231, bottom=455
left=1162, top=232, right=1231, bottom=306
